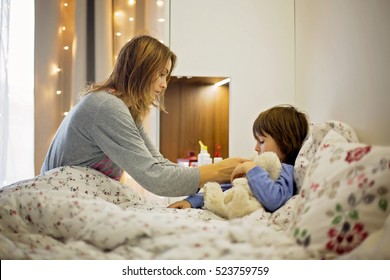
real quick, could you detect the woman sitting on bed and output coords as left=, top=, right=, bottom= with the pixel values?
left=168, top=105, right=309, bottom=212
left=40, top=35, right=247, bottom=198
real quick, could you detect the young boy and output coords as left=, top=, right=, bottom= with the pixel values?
left=168, top=105, right=309, bottom=212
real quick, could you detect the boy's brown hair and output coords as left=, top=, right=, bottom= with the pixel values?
left=252, top=105, right=309, bottom=165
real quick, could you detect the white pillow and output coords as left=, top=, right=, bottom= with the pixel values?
left=294, top=121, right=359, bottom=190
left=290, top=130, right=390, bottom=259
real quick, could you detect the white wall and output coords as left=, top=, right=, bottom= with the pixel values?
left=170, top=0, right=295, bottom=157
left=295, top=0, right=390, bottom=146
left=170, top=0, right=390, bottom=154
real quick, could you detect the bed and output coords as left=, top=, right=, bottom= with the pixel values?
left=1, top=121, right=389, bottom=260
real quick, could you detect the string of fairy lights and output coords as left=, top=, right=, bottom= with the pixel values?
left=113, top=0, right=167, bottom=59
left=54, top=0, right=167, bottom=116
left=54, top=0, right=74, bottom=117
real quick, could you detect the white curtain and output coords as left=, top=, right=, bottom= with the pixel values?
left=0, top=0, right=34, bottom=187
left=0, top=0, right=10, bottom=188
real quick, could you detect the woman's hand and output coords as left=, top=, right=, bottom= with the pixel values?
left=167, top=200, right=192, bottom=209
left=199, top=157, right=248, bottom=185
left=215, top=157, right=249, bottom=181
left=231, top=161, right=257, bottom=181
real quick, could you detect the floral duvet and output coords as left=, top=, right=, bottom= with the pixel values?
left=0, top=166, right=311, bottom=260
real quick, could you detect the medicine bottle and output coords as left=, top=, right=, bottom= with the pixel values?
left=198, top=141, right=210, bottom=166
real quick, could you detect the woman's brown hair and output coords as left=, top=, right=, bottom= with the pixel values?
left=252, top=105, right=309, bottom=165
left=83, top=35, right=177, bottom=123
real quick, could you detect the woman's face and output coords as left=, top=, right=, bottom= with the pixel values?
left=254, top=132, right=285, bottom=162
left=152, top=58, right=172, bottom=99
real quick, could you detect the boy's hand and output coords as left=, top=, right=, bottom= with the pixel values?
left=231, top=161, right=257, bottom=181
left=167, top=200, right=192, bottom=209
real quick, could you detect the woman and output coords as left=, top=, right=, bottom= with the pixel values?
left=41, top=35, right=246, bottom=197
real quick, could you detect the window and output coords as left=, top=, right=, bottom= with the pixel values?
left=0, top=0, right=34, bottom=187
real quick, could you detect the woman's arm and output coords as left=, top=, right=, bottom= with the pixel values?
left=92, top=99, right=200, bottom=196
left=93, top=97, right=246, bottom=196
left=138, top=118, right=248, bottom=187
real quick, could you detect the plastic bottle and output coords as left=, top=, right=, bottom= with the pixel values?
left=198, top=140, right=210, bottom=166
left=213, top=157, right=223, bottom=164
left=203, top=157, right=212, bottom=165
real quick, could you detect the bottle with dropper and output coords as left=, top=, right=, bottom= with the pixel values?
left=198, top=140, right=211, bottom=166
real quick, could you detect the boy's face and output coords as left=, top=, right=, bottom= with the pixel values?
left=255, top=132, right=285, bottom=162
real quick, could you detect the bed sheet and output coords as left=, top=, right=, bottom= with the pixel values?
left=0, top=166, right=313, bottom=260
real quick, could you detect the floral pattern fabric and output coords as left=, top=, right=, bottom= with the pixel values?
left=0, top=166, right=309, bottom=259
left=294, top=121, right=359, bottom=190
left=290, top=130, right=390, bottom=259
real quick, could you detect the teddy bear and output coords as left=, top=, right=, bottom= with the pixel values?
left=203, top=151, right=282, bottom=219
